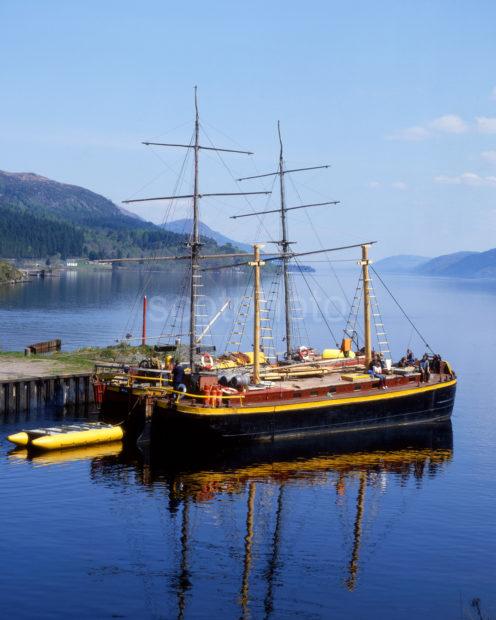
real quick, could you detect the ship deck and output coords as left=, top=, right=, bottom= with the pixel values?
left=177, top=369, right=454, bottom=411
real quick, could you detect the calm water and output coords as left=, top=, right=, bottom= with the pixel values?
left=0, top=269, right=495, bottom=619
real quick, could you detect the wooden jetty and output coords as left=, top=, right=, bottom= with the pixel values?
left=0, top=372, right=94, bottom=417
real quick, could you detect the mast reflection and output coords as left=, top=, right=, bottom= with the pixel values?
left=85, top=422, right=453, bottom=616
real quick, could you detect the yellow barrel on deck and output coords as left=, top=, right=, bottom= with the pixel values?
left=322, top=348, right=356, bottom=360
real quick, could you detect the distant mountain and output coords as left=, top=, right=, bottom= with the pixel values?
left=416, top=251, right=477, bottom=276
left=418, top=249, right=496, bottom=278
left=0, top=170, right=140, bottom=228
left=161, top=218, right=252, bottom=252
left=0, top=170, right=202, bottom=260
left=375, top=249, right=496, bottom=279
left=374, top=255, right=431, bottom=274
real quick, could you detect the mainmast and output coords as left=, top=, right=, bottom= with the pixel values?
left=235, top=125, right=338, bottom=360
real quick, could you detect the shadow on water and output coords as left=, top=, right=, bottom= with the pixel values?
left=85, top=422, right=453, bottom=617
left=7, top=420, right=455, bottom=614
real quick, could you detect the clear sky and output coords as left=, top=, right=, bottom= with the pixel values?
left=1, top=0, right=495, bottom=258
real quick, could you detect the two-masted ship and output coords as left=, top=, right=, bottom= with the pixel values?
left=98, top=89, right=457, bottom=442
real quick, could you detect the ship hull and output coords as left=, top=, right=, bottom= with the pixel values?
left=154, top=380, right=456, bottom=442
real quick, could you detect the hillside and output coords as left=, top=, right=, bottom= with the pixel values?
left=418, top=249, right=496, bottom=278
left=416, top=251, right=477, bottom=276
left=376, top=249, right=496, bottom=279
left=161, top=218, right=252, bottom=252
left=0, top=170, right=140, bottom=228
left=0, top=170, right=224, bottom=260
left=374, top=255, right=430, bottom=274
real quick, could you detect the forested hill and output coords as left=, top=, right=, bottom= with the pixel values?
left=0, top=170, right=225, bottom=260
left=161, top=218, right=252, bottom=252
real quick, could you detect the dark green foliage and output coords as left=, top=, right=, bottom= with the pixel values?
left=0, top=259, right=24, bottom=283
left=0, top=171, right=190, bottom=259
left=0, top=204, right=84, bottom=258
left=0, top=170, right=243, bottom=261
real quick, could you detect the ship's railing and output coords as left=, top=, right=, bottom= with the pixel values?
left=128, top=368, right=172, bottom=388
left=163, top=387, right=245, bottom=401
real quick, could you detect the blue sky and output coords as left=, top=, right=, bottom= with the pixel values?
left=1, top=0, right=495, bottom=258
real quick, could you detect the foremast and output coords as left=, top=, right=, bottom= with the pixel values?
left=122, top=88, right=269, bottom=369
left=190, top=89, right=201, bottom=369
left=277, top=122, right=293, bottom=359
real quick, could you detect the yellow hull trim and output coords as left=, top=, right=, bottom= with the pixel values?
left=157, top=379, right=457, bottom=417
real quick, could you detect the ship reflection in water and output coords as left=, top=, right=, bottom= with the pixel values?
left=12, top=423, right=453, bottom=618
left=90, top=423, right=453, bottom=617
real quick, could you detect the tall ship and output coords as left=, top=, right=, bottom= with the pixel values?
left=98, top=90, right=457, bottom=442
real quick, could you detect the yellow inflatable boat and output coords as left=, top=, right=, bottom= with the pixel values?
left=7, top=422, right=124, bottom=451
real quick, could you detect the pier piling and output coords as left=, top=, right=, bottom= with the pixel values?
left=0, top=373, right=94, bottom=417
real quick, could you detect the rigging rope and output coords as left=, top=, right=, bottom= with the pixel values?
left=294, top=258, right=339, bottom=347
left=200, top=125, right=277, bottom=244
left=370, top=266, right=434, bottom=354
left=120, top=131, right=194, bottom=342
left=286, top=171, right=350, bottom=307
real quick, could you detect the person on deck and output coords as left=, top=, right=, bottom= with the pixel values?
left=431, top=354, right=442, bottom=373
left=419, top=354, right=430, bottom=383
left=172, top=362, right=187, bottom=393
left=406, top=349, right=415, bottom=365
left=368, top=355, right=387, bottom=389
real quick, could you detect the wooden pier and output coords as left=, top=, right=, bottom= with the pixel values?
left=0, top=372, right=94, bottom=417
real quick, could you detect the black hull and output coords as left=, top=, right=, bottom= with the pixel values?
left=100, top=386, right=146, bottom=437
left=154, top=382, right=456, bottom=443
left=92, top=421, right=453, bottom=486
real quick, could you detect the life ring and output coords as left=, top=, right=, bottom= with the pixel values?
left=299, top=347, right=310, bottom=361
left=200, top=353, right=214, bottom=370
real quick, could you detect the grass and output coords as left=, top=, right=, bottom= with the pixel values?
left=0, top=343, right=158, bottom=376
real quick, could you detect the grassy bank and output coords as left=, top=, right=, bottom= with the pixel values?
left=0, top=344, right=157, bottom=380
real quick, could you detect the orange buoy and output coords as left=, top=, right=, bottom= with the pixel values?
left=203, top=384, right=212, bottom=407
left=209, top=386, right=217, bottom=408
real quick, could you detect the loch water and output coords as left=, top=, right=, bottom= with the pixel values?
left=0, top=269, right=495, bottom=619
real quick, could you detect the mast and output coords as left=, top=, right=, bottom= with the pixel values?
left=263, top=483, right=285, bottom=619
left=250, top=244, right=265, bottom=384
left=361, top=244, right=372, bottom=365
left=240, top=482, right=256, bottom=618
left=122, top=88, right=269, bottom=368
left=190, top=86, right=201, bottom=369
left=235, top=130, right=336, bottom=361
left=177, top=498, right=191, bottom=620
left=277, top=122, right=293, bottom=359
left=346, top=472, right=367, bottom=591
